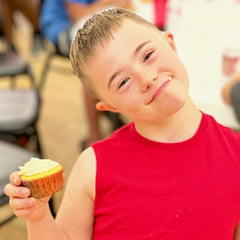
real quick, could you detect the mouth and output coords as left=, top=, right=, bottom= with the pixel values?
left=148, top=76, right=173, bottom=104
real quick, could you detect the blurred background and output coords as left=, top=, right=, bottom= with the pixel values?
left=0, top=0, right=240, bottom=239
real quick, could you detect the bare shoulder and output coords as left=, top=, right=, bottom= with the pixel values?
left=69, top=147, right=96, bottom=199
left=55, top=147, right=96, bottom=239
left=63, top=146, right=96, bottom=202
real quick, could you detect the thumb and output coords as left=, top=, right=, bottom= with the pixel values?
left=10, top=171, right=22, bottom=186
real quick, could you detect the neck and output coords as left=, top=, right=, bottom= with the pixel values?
left=135, top=97, right=202, bottom=143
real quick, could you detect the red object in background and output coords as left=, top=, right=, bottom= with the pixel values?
left=154, top=0, right=168, bottom=30
left=222, top=49, right=240, bottom=77
left=222, top=55, right=239, bottom=76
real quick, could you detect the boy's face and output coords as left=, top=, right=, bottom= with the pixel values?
left=85, top=19, right=190, bottom=124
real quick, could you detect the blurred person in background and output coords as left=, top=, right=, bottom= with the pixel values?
left=1, top=0, right=43, bottom=54
left=40, top=0, right=130, bottom=150
left=222, top=72, right=240, bottom=123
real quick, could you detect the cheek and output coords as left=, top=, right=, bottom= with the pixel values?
left=171, top=58, right=189, bottom=85
left=178, top=66, right=189, bottom=89
left=113, top=93, right=141, bottom=114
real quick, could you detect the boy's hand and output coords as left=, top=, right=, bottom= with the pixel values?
left=4, top=172, right=51, bottom=221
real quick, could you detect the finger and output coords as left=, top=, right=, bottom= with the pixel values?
left=4, top=183, right=30, bottom=198
left=9, top=172, right=21, bottom=186
left=9, top=197, right=35, bottom=211
left=13, top=206, right=36, bottom=218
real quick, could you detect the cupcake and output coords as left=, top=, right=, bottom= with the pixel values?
left=18, top=158, right=63, bottom=199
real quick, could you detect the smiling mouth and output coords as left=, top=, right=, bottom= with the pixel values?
left=148, top=76, right=173, bottom=104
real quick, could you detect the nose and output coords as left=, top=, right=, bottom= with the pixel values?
left=138, top=72, right=157, bottom=92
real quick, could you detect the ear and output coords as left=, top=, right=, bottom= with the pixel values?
left=96, top=101, right=120, bottom=113
left=163, top=31, right=177, bottom=54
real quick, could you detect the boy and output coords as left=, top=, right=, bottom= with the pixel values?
left=4, top=8, right=240, bottom=240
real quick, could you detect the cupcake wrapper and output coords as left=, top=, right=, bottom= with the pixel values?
left=21, top=169, right=63, bottom=199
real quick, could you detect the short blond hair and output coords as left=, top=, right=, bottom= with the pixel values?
left=70, top=8, right=159, bottom=97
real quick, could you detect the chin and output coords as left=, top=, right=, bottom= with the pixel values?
left=162, top=95, right=188, bottom=117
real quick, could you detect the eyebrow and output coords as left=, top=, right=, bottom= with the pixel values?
left=108, top=41, right=151, bottom=89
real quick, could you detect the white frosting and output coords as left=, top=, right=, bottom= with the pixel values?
left=19, top=157, right=59, bottom=176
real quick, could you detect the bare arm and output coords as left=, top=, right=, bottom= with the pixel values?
left=54, top=147, right=96, bottom=239
left=64, top=0, right=131, bottom=23
left=4, top=147, right=96, bottom=240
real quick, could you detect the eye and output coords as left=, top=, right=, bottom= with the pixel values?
left=143, top=51, right=154, bottom=62
left=118, top=78, right=129, bottom=89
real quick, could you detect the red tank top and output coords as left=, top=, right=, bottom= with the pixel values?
left=92, top=113, right=240, bottom=240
